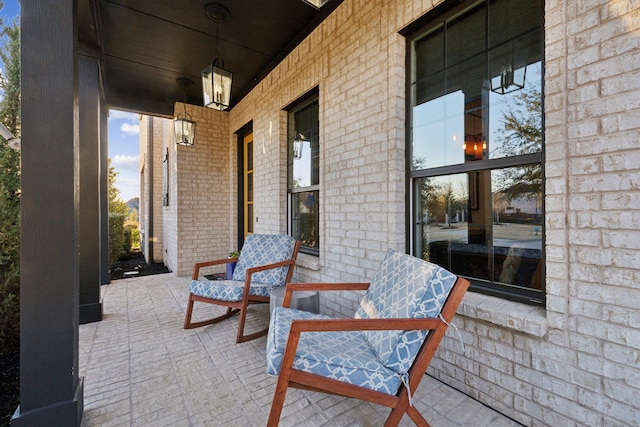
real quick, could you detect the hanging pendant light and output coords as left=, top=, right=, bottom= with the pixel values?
left=202, top=3, right=232, bottom=111
left=174, top=78, right=196, bottom=146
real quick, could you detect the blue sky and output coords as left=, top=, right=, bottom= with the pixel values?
left=2, top=0, right=18, bottom=21
left=2, top=1, right=141, bottom=202
left=108, top=110, right=140, bottom=202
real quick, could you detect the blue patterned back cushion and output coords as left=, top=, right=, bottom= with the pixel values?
left=232, top=234, right=297, bottom=286
left=355, top=249, right=457, bottom=374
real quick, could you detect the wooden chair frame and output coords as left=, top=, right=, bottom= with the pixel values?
left=184, top=240, right=300, bottom=343
left=267, top=277, right=470, bottom=426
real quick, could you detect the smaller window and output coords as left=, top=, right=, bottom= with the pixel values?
left=287, top=91, right=319, bottom=255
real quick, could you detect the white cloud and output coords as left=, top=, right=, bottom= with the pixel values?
left=112, top=155, right=140, bottom=201
left=109, top=109, right=138, bottom=122
left=120, top=122, right=140, bottom=135
left=116, top=176, right=140, bottom=202
left=111, top=154, right=140, bottom=173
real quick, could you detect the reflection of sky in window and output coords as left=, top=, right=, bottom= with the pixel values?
left=412, top=91, right=465, bottom=169
left=293, top=140, right=312, bottom=188
left=413, top=63, right=541, bottom=169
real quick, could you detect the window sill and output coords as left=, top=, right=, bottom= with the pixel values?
left=295, top=253, right=320, bottom=271
left=459, top=292, right=548, bottom=338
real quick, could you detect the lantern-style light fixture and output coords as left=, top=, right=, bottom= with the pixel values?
left=202, top=3, right=232, bottom=111
left=490, top=40, right=527, bottom=95
left=490, top=64, right=526, bottom=95
left=174, top=78, right=196, bottom=146
left=292, top=131, right=308, bottom=160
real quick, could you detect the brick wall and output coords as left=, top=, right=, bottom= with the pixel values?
left=145, top=0, right=640, bottom=425
left=139, top=115, right=166, bottom=264
left=171, top=102, right=233, bottom=276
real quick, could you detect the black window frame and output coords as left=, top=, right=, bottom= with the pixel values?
left=286, top=88, right=320, bottom=256
left=404, top=0, right=545, bottom=305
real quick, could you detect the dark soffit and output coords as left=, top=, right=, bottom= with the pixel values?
left=79, top=0, right=342, bottom=117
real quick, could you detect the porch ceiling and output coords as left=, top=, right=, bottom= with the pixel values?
left=78, top=0, right=341, bottom=117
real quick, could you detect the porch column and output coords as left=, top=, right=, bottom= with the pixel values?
left=78, top=52, right=103, bottom=324
left=100, top=104, right=110, bottom=285
left=13, top=0, right=84, bottom=425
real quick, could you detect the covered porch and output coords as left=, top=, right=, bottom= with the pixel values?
left=79, top=274, right=521, bottom=427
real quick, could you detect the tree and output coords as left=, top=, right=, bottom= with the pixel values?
left=108, top=159, right=129, bottom=215
left=494, top=85, right=543, bottom=202
left=0, top=17, right=21, bottom=353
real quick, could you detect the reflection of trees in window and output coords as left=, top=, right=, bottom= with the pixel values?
left=433, top=182, right=466, bottom=225
left=494, top=85, right=542, bottom=203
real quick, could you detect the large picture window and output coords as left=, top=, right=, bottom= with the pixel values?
left=408, top=0, right=544, bottom=304
left=288, top=91, right=319, bottom=255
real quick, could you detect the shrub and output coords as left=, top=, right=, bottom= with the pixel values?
left=0, top=268, right=19, bottom=353
left=131, top=227, right=140, bottom=250
left=109, top=213, right=126, bottom=266
left=123, top=225, right=132, bottom=255
left=0, top=135, right=20, bottom=354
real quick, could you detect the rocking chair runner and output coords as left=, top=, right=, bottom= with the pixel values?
left=184, top=234, right=300, bottom=343
left=266, top=249, right=470, bottom=426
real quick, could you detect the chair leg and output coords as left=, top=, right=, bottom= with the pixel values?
left=235, top=306, right=269, bottom=343
left=267, top=372, right=291, bottom=426
left=384, top=406, right=405, bottom=427
left=405, top=405, right=430, bottom=427
left=183, top=294, right=240, bottom=330
left=183, top=294, right=196, bottom=329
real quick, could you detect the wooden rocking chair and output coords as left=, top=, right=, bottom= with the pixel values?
left=184, top=234, right=300, bottom=343
left=266, top=249, right=470, bottom=426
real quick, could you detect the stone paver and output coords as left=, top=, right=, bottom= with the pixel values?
left=79, top=274, right=522, bottom=427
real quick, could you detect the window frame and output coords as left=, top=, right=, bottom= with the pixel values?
left=286, top=88, right=320, bottom=256
left=405, top=0, right=545, bottom=305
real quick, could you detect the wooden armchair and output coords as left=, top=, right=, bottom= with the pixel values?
left=184, top=234, right=300, bottom=343
left=266, top=249, right=470, bottom=426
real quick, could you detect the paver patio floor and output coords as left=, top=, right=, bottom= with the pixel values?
left=79, top=273, right=522, bottom=427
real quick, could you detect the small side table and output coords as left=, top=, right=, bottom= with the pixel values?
left=270, top=287, right=319, bottom=316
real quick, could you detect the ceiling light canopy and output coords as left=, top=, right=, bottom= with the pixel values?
left=300, top=0, right=330, bottom=8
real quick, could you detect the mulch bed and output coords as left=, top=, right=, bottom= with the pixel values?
left=0, top=251, right=171, bottom=426
left=109, top=250, right=171, bottom=280
left=0, top=350, right=18, bottom=426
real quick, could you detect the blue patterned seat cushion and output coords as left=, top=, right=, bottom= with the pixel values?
left=189, top=234, right=297, bottom=302
left=355, top=249, right=456, bottom=374
left=189, top=279, right=272, bottom=301
left=266, top=307, right=403, bottom=395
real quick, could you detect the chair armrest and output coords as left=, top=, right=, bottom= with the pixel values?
left=241, top=259, right=297, bottom=295
left=278, top=317, right=445, bottom=377
left=282, top=283, right=370, bottom=308
left=192, top=257, right=238, bottom=280
left=289, top=317, right=444, bottom=334
left=245, top=258, right=295, bottom=276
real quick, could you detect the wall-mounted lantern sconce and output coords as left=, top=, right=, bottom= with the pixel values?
left=174, top=78, right=196, bottom=146
left=292, top=131, right=308, bottom=160
left=202, top=3, right=232, bottom=111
